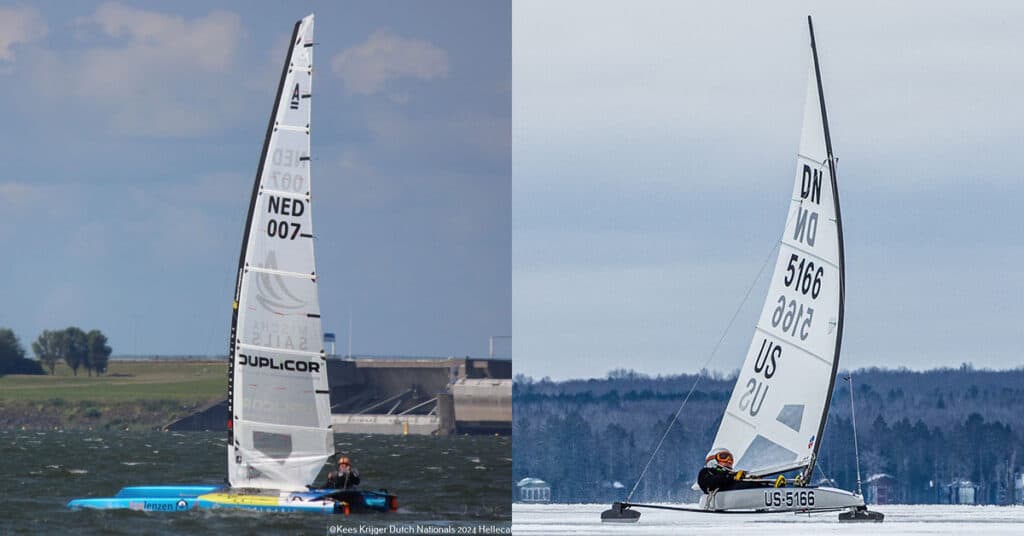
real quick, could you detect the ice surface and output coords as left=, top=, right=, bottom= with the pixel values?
left=513, top=503, right=1024, bottom=535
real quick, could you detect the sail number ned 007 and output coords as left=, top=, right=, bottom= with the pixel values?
left=763, top=489, right=814, bottom=508
left=266, top=195, right=305, bottom=240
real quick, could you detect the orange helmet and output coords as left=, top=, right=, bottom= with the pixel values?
left=705, top=448, right=734, bottom=469
left=338, top=456, right=351, bottom=466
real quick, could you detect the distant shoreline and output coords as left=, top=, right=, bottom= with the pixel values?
left=0, top=360, right=225, bottom=431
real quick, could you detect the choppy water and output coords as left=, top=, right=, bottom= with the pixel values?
left=1, top=430, right=511, bottom=535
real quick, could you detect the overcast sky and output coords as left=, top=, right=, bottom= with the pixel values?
left=514, top=1, right=1024, bottom=379
left=0, top=1, right=510, bottom=358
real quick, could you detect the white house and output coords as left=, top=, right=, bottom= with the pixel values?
left=517, top=477, right=551, bottom=503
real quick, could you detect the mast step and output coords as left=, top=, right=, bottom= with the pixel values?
left=600, top=502, right=641, bottom=523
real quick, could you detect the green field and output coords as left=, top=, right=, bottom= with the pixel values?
left=0, top=360, right=226, bottom=429
left=0, top=360, right=226, bottom=403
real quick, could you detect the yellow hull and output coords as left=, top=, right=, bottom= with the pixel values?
left=196, top=491, right=336, bottom=512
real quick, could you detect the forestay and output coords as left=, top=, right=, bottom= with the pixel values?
left=228, top=14, right=333, bottom=491
left=709, top=31, right=844, bottom=478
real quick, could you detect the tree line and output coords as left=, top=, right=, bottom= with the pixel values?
left=0, top=327, right=112, bottom=376
left=513, top=366, right=1024, bottom=505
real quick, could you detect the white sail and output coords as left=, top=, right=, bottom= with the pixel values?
left=227, top=14, right=333, bottom=491
left=709, top=36, right=843, bottom=478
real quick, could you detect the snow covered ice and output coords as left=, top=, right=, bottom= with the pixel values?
left=513, top=503, right=1024, bottom=534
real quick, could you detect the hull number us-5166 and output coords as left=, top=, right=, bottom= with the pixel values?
left=764, top=489, right=815, bottom=508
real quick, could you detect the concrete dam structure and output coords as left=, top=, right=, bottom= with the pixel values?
left=166, top=357, right=511, bottom=435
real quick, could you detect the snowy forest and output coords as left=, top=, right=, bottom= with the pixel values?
left=513, top=366, right=1024, bottom=505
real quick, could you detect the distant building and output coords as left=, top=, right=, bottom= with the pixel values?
left=1015, top=473, right=1024, bottom=505
left=323, top=333, right=336, bottom=356
left=948, top=480, right=978, bottom=505
left=517, top=477, right=551, bottom=503
left=864, top=473, right=895, bottom=504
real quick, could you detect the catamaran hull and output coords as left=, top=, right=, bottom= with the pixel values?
left=67, top=485, right=218, bottom=511
left=67, top=497, right=200, bottom=512
left=196, top=491, right=339, bottom=513
left=68, top=485, right=397, bottom=514
left=197, top=489, right=396, bottom=513
left=700, top=486, right=863, bottom=512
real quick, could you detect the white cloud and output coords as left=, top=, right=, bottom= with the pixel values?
left=71, top=3, right=242, bottom=136
left=331, top=30, right=449, bottom=96
left=76, top=3, right=239, bottom=72
left=23, top=3, right=244, bottom=137
left=0, top=6, right=46, bottom=62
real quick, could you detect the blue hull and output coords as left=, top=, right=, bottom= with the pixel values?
left=115, top=485, right=221, bottom=498
left=68, top=485, right=396, bottom=514
left=68, top=496, right=199, bottom=512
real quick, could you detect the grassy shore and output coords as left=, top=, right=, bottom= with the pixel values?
left=0, top=360, right=226, bottom=430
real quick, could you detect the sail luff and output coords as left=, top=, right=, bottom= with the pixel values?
left=804, top=14, right=845, bottom=482
left=227, top=17, right=302, bottom=467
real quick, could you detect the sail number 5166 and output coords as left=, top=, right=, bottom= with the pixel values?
left=771, top=296, right=813, bottom=340
left=783, top=254, right=823, bottom=299
left=764, top=489, right=815, bottom=508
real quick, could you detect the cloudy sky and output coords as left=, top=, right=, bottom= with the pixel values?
left=0, top=1, right=510, bottom=358
left=514, top=1, right=1024, bottom=379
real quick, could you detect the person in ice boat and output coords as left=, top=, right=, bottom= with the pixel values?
left=697, top=448, right=786, bottom=493
left=325, top=456, right=361, bottom=489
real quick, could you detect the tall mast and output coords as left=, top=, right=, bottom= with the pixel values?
left=804, top=14, right=846, bottom=482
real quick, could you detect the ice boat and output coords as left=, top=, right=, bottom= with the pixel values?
left=603, top=16, right=881, bottom=524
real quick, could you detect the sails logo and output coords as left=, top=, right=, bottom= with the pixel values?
left=255, top=251, right=307, bottom=313
left=239, top=354, right=321, bottom=373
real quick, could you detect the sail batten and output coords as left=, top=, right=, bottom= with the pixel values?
left=245, top=266, right=317, bottom=278
left=707, top=17, right=843, bottom=480
left=260, top=188, right=311, bottom=200
left=227, top=14, right=331, bottom=492
left=751, top=327, right=831, bottom=364
left=778, top=242, right=838, bottom=270
left=237, top=344, right=324, bottom=358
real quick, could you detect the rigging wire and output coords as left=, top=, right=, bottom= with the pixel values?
left=624, top=208, right=797, bottom=502
left=812, top=453, right=833, bottom=486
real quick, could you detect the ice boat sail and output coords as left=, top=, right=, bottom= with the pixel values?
left=68, top=14, right=396, bottom=514
left=603, top=16, right=880, bottom=523
left=708, top=17, right=843, bottom=484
